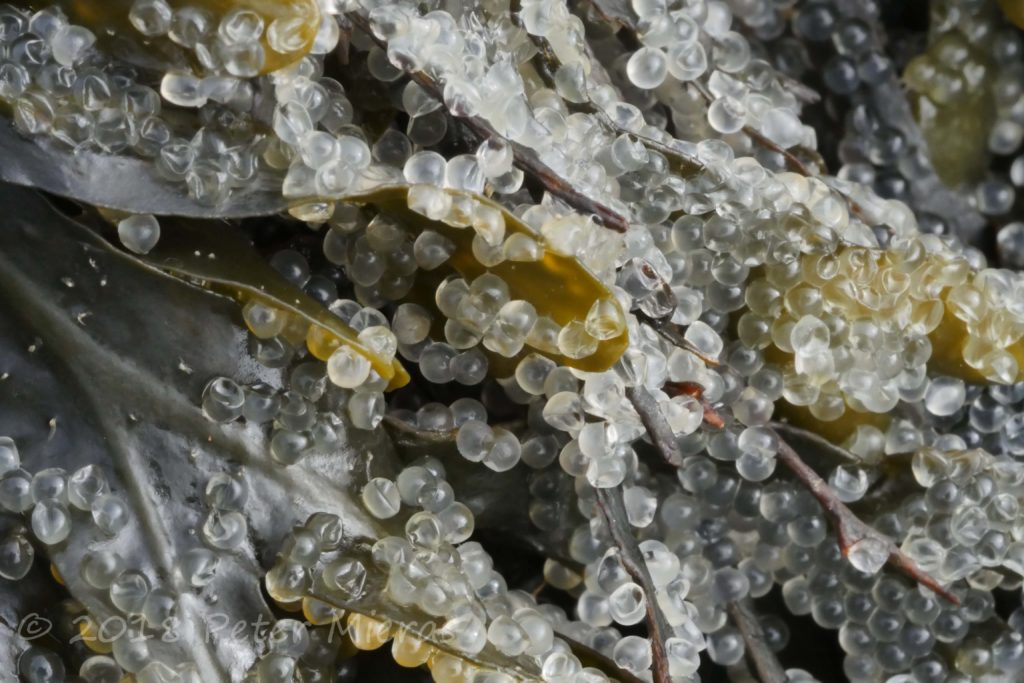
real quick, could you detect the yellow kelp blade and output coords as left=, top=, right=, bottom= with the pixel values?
left=745, top=244, right=1024, bottom=441
left=341, top=186, right=630, bottom=373
left=1000, top=0, right=1024, bottom=29
left=135, top=216, right=409, bottom=389
left=903, top=2, right=998, bottom=187
left=14, top=0, right=320, bottom=74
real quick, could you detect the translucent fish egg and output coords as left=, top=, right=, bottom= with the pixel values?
left=79, top=655, right=122, bottom=683
left=626, top=47, right=668, bottom=89
left=0, top=468, right=34, bottom=513
left=707, top=96, right=747, bottom=134
left=667, top=42, right=707, bottom=81
left=116, top=214, right=161, bottom=255
left=361, top=477, right=401, bottom=519
left=202, top=377, right=245, bottom=422
left=613, top=635, right=653, bottom=673
left=201, top=509, right=247, bottom=550
left=403, top=151, right=446, bottom=186
left=324, top=557, right=367, bottom=598
left=205, top=472, right=247, bottom=511
left=31, top=500, right=71, bottom=545
left=437, top=501, right=474, bottom=543
left=326, top=346, right=371, bottom=389
left=0, top=530, right=34, bottom=580
left=18, top=647, right=65, bottom=683
left=50, top=25, right=95, bottom=67
left=270, top=429, right=311, bottom=466
left=242, top=383, right=281, bottom=423
left=487, top=615, right=528, bottom=656
left=608, top=582, right=647, bottom=625
left=924, top=377, right=966, bottom=417
left=0, top=436, right=20, bottom=476
left=81, top=550, right=124, bottom=589
left=31, top=467, right=67, bottom=504
left=110, top=570, right=150, bottom=614
left=348, top=392, right=385, bottom=430
left=92, top=494, right=130, bottom=535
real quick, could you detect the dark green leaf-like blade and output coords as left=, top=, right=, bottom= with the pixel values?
left=0, top=121, right=286, bottom=218
left=0, top=515, right=62, bottom=677
left=0, top=183, right=394, bottom=680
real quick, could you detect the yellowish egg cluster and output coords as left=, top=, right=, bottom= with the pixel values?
left=742, top=235, right=1024, bottom=430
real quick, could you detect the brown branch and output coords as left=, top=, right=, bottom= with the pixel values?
left=563, top=633, right=649, bottom=683
left=520, top=158, right=629, bottom=231
left=727, top=663, right=759, bottom=683
left=595, top=486, right=672, bottom=683
left=742, top=123, right=825, bottom=176
left=345, top=12, right=629, bottom=232
left=771, top=420, right=859, bottom=465
left=771, top=428, right=959, bottom=605
left=687, top=82, right=824, bottom=176
left=727, top=599, right=787, bottom=683
left=570, top=1, right=825, bottom=177
left=634, top=312, right=720, bottom=367
left=526, top=27, right=705, bottom=179
left=627, top=385, right=684, bottom=467
left=630, top=385, right=956, bottom=604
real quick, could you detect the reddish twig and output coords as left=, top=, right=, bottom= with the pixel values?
left=596, top=486, right=672, bottom=683
left=727, top=599, right=787, bottom=683
left=701, top=401, right=725, bottom=429
left=771, top=429, right=959, bottom=605
left=522, top=157, right=629, bottom=231
left=345, top=13, right=629, bottom=233
left=663, top=382, right=726, bottom=429
left=664, top=381, right=705, bottom=399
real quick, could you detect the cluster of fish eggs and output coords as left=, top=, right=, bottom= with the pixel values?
left=0, top=437, right=130, bottom=571
left=744, top=240, right=1024, bottom=421
left=532, top=429, right=1024, bottom=680
left=0, top=441, right=236, bottom=680
left=226, top=269, right=652, bottom=680
left=902, top=0, right=1024, bottom=190
left=677, top=447, right=1024, bottom=681
left=0, top=0, right=356, bottom=209
left=265, top=457, right=620, bottom=683
left=13, top=0, right=1024, bottom=680
left=203, top=359, right=351, bottom=466
left=0, top=4, right=241, bottom=204
left=780, top=0, right=1024, bottom=247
